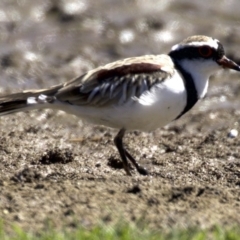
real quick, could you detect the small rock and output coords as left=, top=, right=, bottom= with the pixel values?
left=228, top=129, right=238, bottom=138
left=95, top=161, right=101, bottom=167
left=3, top=209, right=9, bottom=215
left=126, top=185, right=141, bottom=194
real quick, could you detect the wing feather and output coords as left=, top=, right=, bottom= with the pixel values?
left=55, top=55, right=174, bottom=107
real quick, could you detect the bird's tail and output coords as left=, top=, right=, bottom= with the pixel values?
left=0, top=84, right=62, bottom=116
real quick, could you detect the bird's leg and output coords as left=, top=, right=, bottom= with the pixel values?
left=114, top=129, right=148, bottom=176
left=124, top=149, right=148, bottom=176
left=114, top=129, right=131, bottom=175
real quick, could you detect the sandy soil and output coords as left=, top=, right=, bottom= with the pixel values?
left=0, top=0, right=240, bottom=234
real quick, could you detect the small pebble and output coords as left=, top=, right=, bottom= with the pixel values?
left=95, top=161, right=101, bottom=167
left=228, top=129, right=238, bottom=138
left=3, top=209, right=9, bottom=215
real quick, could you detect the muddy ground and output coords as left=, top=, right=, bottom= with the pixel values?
left=0, top=0, right=240, bottom=234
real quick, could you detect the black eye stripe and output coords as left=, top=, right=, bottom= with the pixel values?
left=169, top=44, right=225, bottom=61
left=169, top=46, right=211, bottom=60
left=216, top=42, right=225, bottom=59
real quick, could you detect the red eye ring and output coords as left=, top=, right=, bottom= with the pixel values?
left=198, top=46, right=213, bottom=57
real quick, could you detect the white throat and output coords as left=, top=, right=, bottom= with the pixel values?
left=177, top=59, right=220, bottom=98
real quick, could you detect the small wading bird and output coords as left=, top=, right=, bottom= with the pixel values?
left=0, top=35, right=240, bottom=175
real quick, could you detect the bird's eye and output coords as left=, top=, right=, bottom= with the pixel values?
left=198, top=46, right=213, bottom=57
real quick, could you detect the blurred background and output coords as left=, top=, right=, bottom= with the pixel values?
left=0, top=0, right=240, bottom=94
left=0, top=1, right=240, bottom=232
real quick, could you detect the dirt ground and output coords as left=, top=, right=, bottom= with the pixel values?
left=0, top=0, right=240, bottom=234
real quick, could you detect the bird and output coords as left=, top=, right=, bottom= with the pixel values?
left=0, top=35, right=239, bottom=176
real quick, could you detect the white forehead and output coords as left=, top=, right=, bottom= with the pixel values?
left=171, top=38, right=219, bottom=51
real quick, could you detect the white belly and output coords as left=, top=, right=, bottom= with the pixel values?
left=58, top=70, right=187, bottom=131
left=58, top=72, right=187, bottom=131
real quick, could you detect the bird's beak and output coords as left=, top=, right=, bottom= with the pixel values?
left=217, top=56, right=240, bottom=71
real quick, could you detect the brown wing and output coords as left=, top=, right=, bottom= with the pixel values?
left=55, top=55, right=174, bottom=106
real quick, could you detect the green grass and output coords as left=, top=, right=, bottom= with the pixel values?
left=0, top=223, right=240, bottom=240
